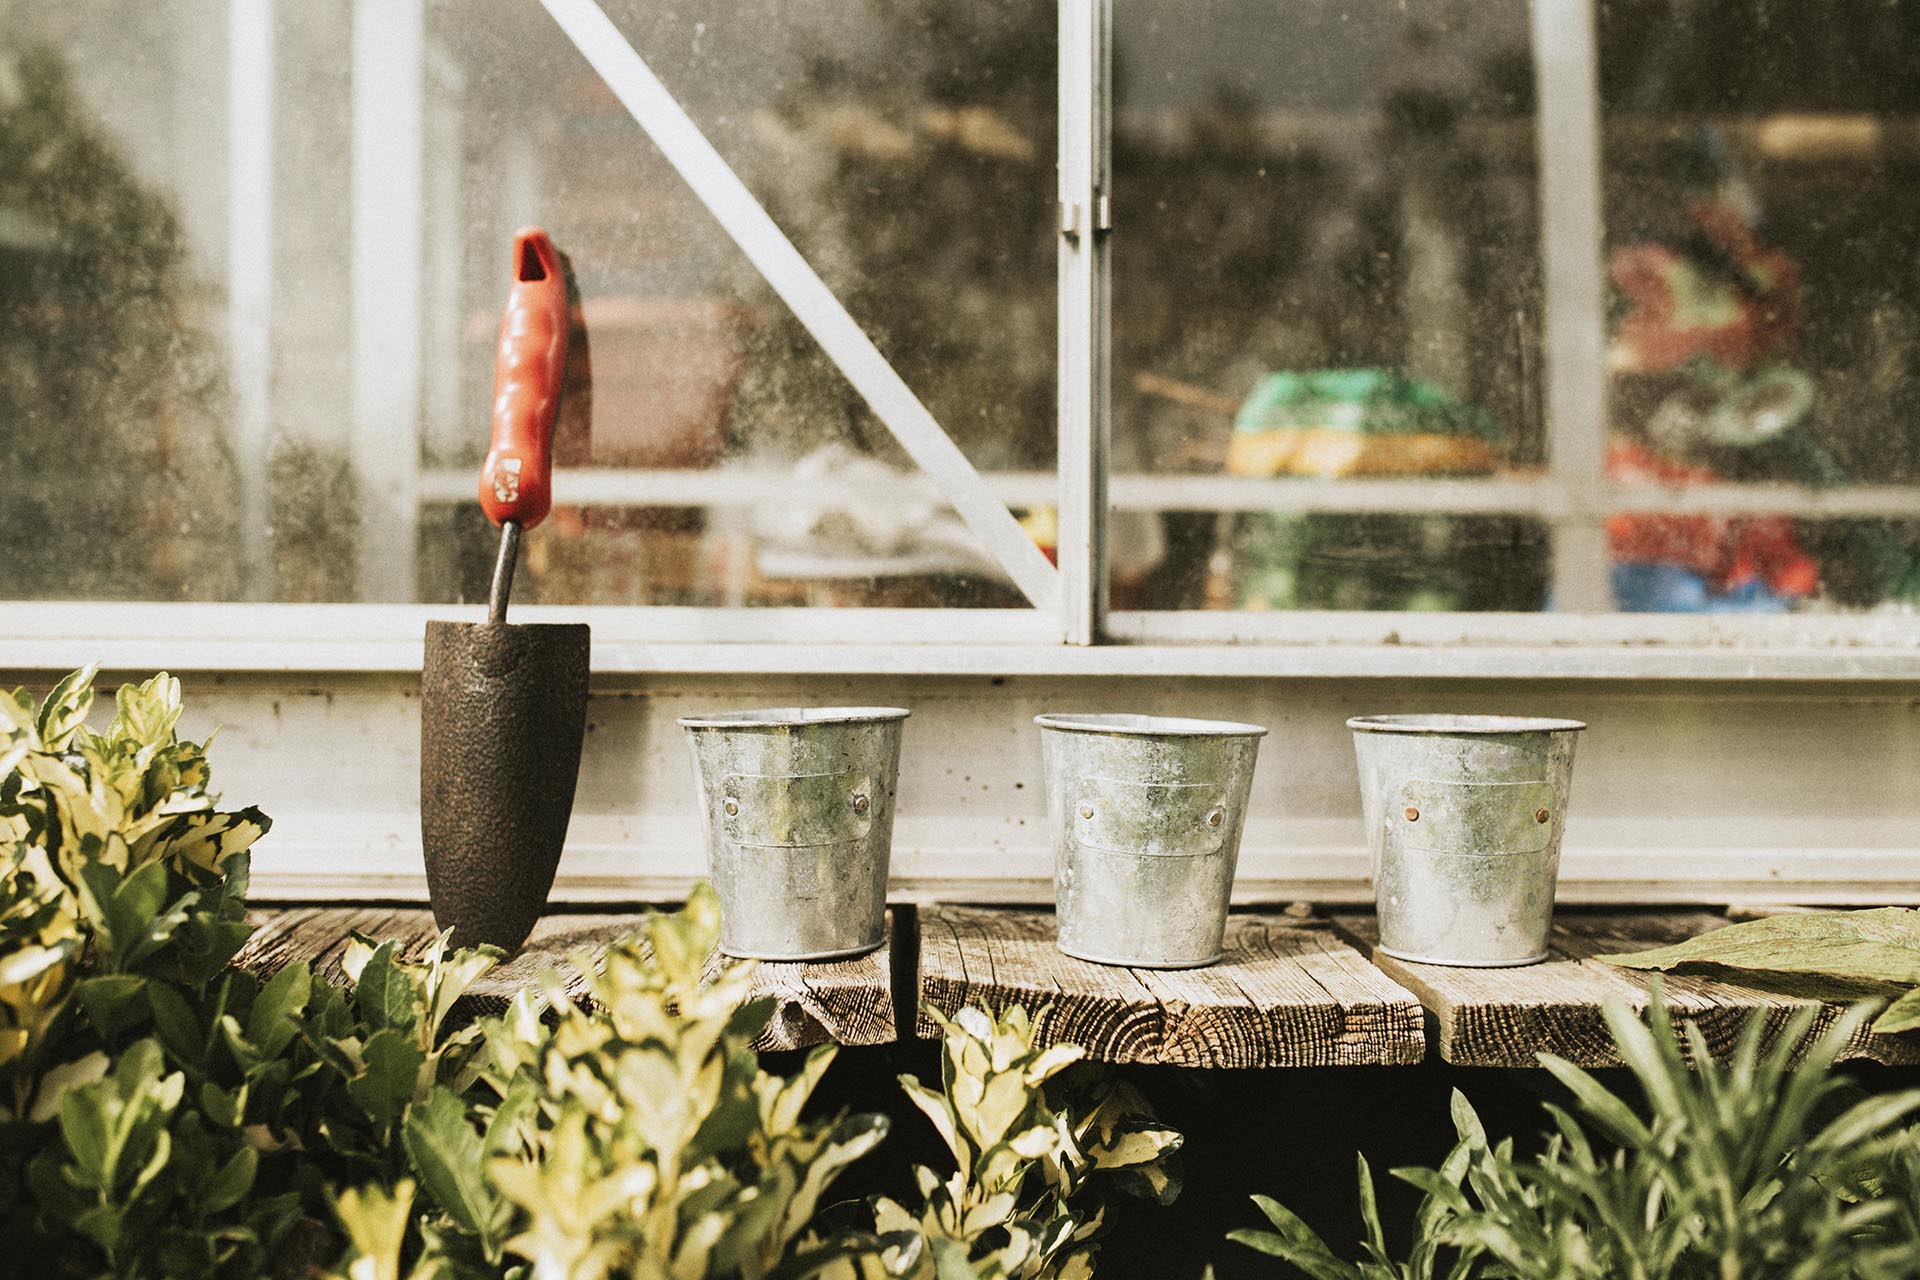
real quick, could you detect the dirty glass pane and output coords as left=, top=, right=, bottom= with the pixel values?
left=2, top=0, right=1053, bottom=608
left=1596, top=0, right=1920, bottom=613
left=1111, top=0, right=1551, bottom=612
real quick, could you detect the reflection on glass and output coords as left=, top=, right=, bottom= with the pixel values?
left=1599, top=1, right=1920, bottom=613
left=20, top=0, right=1919, bottom=620
left=1112, top=0, right=1546, bottom=612
left=0, top=34, right=237, bottom=601
left=1217, top=512, right=1551, bottom=613
left=4, top=1, right=1053, bottom=607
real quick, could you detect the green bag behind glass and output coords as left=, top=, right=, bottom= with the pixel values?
left=1221, top=369, right=1543, bottom=611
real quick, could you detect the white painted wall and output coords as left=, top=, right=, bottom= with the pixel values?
left=76, top=666, right=1920, bottom=908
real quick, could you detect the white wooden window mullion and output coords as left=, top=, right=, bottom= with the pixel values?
left=227, top=0, right=275, bottom=602
left=351, top=0, right=425, bottom=603
left=1056, top=0, right=1112, bottom=645
left=1533, top=0, right=1614, bottom=612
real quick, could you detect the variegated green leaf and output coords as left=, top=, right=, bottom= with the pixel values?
left=333, top=1179, right=417, bottom=1280
left=1597, top=909, right=1920, bottom=986
left=901, top=1074, right=970, bottom=1169
left=1873, top=986, right=1920, bottom=1034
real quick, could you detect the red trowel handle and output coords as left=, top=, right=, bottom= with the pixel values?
left=478, top=228, right=570, bottom=529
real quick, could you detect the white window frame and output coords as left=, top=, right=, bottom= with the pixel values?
left=7, top=0, right=1906, bottom=675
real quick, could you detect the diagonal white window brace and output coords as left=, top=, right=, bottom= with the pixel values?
left=538, top=0, right=1061, bottom=612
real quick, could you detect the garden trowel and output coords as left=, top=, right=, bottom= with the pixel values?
left=420, top=227, right=590, bottom=954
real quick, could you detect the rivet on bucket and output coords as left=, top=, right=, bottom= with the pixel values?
left=1037, top=713, right=1266, bottom=970
left=682, top=707, right=908, bottom=961
left=1349, top=714, right=1585, bottom=968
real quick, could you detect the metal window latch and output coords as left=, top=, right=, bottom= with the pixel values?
left=1059, top=195, right=1113, bottom=241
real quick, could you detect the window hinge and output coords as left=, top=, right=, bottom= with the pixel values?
left=1059, top=195, right=1113, bottom=241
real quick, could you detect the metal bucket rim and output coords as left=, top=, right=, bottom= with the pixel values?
left=1347, top=713, right=1586, bottom=735
left=1035, top=712, right=1268, bottom=738
left=680, top=705, right=911, bottom=729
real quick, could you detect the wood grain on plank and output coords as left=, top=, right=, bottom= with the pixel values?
left=917, top=905, right=1424, bottom=1067
left=731, top=941, right=897, bottom=1052
left=236, top=907, right=895, bottom=1051
left=1332, top=910, right=1920, bottom=1068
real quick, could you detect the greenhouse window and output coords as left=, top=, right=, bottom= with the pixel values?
left=5, top=0, right=1920, bottom=906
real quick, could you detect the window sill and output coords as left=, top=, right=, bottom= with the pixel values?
left=8, top=601, right=1920, bottom=681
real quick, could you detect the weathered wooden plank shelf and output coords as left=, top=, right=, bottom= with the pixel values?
left=1332, top=909, right=1920, bottom=1068
left=916, top=905, right=1427, bottom=1067
left=233, top=905, right=1920, bottom=1071
left=235, top=906, right=896, bottom=1052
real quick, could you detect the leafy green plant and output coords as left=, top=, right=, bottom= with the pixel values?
left=0, top=666, right=263, bottom=1107
left=0, top=666, right=344, bottom=1277
left=1227, top=1097, right=1481, bottom=1280
left=383, top=882, right=891, bottom=1280
left=1598, top=909, right=1920, bottom=1033
left=0, top=668, right=911, bottom=1280
left=1230, top=993, right=1920, bottom=1279
left=819, top=1004, right=1183, bottom=1280
left=0, top=666, right=537, bottom=1280
left=0, top=667, right=1176, bottom=1280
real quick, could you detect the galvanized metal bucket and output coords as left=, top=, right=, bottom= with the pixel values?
left=1037, top=713, right=1266, bottom=969
left=1348, top=714, right=1585, bottom=967
left=680, top=706, right=908, bottom=961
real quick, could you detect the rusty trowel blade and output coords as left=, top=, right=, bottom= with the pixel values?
left=421, top=619, right=589, bottom=953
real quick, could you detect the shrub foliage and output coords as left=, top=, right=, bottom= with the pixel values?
left=0, top=669, right=1182, bottom=1280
